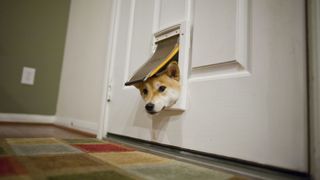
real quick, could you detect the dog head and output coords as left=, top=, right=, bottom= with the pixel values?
left=134, top=61, right=181, bottom=115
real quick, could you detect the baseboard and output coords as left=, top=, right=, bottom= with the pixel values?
left=0, top=113, right=98, bottom=136
left=0, top=113, right=55, bottom=124
left=54, top=116, right=98, bottom=135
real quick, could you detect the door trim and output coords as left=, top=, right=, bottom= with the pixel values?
left=307, top=0, right=320, bottom=179
left=97, top=0, right=119, bottom=139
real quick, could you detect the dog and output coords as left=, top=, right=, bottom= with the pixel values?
left=134, top=61, right=181, bottom=115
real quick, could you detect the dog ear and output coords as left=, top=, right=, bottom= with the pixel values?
left=166, top=61, right=180, bottom=81
left=133, top=83, right=142, bottom=89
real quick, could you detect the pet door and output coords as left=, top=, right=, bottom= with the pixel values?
left=125, top=22, right=190, bottom=111
left=124, top=35, right=179, bottom=86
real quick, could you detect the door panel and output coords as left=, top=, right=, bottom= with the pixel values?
left=107, top=0, right=307, bottom=172
left=192, top=0, right=237, bottom=67
left=127, top=0, right=154, bottom=80
left=159, top=0, right=186, bottom=29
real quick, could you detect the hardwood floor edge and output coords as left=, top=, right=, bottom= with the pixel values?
left=0, top=121, right=96, bottom=138
left=53, top=124, right=96, bottom=138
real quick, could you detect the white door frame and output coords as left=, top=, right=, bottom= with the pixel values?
left=308, top=0, right=320, bottom=178
left=98, top=0, right=320, bottom=177
left=97, top=0, right=118, bottom=139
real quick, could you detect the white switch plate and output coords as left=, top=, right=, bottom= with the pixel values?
left=21, top=67, right=36, bottom=85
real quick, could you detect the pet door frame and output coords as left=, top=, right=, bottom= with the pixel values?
left=153, top=21, right=191, bottom=111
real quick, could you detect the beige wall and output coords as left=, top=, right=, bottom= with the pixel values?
left=56, top=0, right=113, bottom=133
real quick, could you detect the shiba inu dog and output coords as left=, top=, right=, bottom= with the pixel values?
left=134, top=61, right=180, bottom=114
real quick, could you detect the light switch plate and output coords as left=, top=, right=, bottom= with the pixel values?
left=21, top=67, right=36, bottom=85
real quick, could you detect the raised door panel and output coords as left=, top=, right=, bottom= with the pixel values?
left=159, top=0, right=186, bottom=29
left=192, top=0, right=237, bottom=68
left=126, top=0, right=154, bottom=81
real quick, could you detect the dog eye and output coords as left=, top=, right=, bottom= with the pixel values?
left=158, top=86, right=166, bottom=92
left=142, top=88, right=148, bottom=95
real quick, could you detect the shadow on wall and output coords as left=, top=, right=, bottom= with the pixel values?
left=151, top=110, right=183, bottom=142
left=131, top=99, right=183, bottom=145
left=0, top=86, right=23, bottom=113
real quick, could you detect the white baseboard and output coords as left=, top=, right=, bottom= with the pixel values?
left=0, top=113, right=55, bottom=124
left=0, top=113, right=98, bottom=136
left=54, top=116, right=98, bottom=135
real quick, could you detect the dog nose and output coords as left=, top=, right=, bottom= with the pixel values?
left=145, top=103, right=154, bottom=112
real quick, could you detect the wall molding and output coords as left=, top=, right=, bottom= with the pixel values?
left=54, top=116, right=98, bottom=135
left=123, top=0, right=137, bottom=83
left=190, top=61, right=250, bottom=82
left=235, top=0, right=249, bottom=69
left=0, top=113, right=55, bottom=124
left=190, top=0, right=250, bottom=81
left=152, top=0, right=161, bottom=33
left=0, top=113, right=98, bottom=136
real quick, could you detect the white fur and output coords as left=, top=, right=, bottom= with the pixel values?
left=148, top=87, right=180, bottom=113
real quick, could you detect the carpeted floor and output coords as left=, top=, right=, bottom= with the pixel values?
left=0, top=138, right=246, bottom=179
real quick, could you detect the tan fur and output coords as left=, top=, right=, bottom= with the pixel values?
left=134, top=61, right=181, bottom=114
left=136, top=74, right=180, bottom=102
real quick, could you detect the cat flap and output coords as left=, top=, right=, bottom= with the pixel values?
left=124, top=35, right=179, bottom=86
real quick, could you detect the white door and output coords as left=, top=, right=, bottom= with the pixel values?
left=105, top=0, right=307, bottom=172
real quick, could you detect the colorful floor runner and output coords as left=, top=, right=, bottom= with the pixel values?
left=0, top=138, right=246, bottom=179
